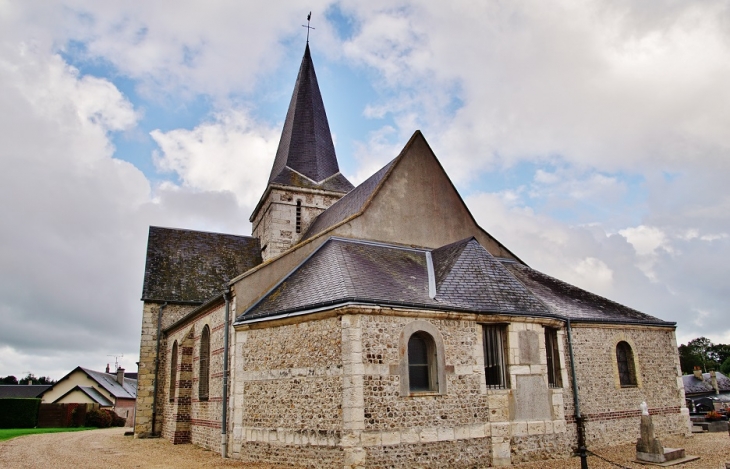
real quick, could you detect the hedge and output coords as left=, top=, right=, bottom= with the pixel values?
left=0, top=398, right=41, bottom=428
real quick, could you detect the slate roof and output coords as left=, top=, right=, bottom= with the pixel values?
left=81, top=368, right=137, bottom=399
left=683, top=372, right=730, bottom=396
left=268, top=44, right=354, bottom=192
left=0, top=385, right=50, bottom=398
left=302, top=159, right=396, bottom=240
left=503, top=262, right=671, bottom=325
left=237, top=237, right=550, bottom=323
left=142, top=226, right=262, bottom=303
left=431, top=238, right=549, bottom=313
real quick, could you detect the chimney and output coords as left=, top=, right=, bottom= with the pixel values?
left=710, top=370, right=719, bottom=395
left=106, top=363, right=110, bottom=373
left=693, top=366, right=704, bottom=381
left=116, top=367, right=125, bottom=385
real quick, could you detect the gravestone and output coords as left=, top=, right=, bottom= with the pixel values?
left=635, top=401, right=695, bottom=465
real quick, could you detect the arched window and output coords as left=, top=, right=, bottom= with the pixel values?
left=408, top=332, right=437, bottom=392
left=169, top=341, right=178, bottom=401
left=616, top=341, right=637, bottom=387
left=199, top=326, right=210, bottom=400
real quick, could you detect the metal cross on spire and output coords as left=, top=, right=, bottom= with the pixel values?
left=302, top=12, right=315, bottom=43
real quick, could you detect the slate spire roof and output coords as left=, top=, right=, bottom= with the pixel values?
left=267, top=44, right=354, bottom=192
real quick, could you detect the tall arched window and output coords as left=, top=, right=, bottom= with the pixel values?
left=616, top=341, right=637, bottom=387
left=408, top=332, right=437, bottom=392
left=199, top=326, right=210, bottom=400
left=169, top=341, right=178, bottom=401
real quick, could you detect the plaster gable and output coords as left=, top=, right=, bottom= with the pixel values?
left=328, top=132, right=519, bottom=260
left=41, top=369, right=115, bottom=404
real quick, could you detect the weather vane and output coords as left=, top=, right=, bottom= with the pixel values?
left=302, top=12, right=315, bottom=43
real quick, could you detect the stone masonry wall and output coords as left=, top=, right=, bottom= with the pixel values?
left=251, top=188, right=343, bottom=261
left=160, top=302, right=228, bottom=451
left=354, top=312, right=571, bottom=468
left=231, top=316, right=345, bottom=467
left=569, top=325, right=689, bottom=448
left=135, top=301, right=196, bottom=437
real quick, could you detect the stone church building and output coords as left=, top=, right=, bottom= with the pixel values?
left=135, top=44, right=690, bottom=467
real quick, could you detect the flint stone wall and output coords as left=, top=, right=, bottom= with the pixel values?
left=569, top=325, right=689, bottom=448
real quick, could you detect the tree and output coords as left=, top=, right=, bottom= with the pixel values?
left=0, top=375, right=18, bottom=384
left=17, top=373, right=56, bottom=385
left=678, top=337, right=730, bottom=374
left=721, top=357, right=730, bottom=376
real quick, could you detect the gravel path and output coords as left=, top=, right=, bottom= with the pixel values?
left=513, top=433, right=730, bottom=469
left=0, top=427, right=294, bottom=469
left=0, top=427, right=727, bottom=468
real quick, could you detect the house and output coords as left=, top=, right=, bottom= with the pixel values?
left=40, top=366, right=137, bottom=426
left=683, top=368, right=730, bottom=413
left=0, top=385, right=51, bottom=398
left=134, top=43, right=690, bottom=467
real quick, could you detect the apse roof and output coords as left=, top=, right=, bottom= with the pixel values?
left=502, top=262, right=672, bottom=325
left=237, top=237, right=550, bottom=323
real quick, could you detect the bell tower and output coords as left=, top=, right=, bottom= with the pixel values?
left=251, top=44, right=353, bottom=261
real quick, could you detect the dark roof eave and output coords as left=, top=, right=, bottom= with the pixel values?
left=235, top=297, right=676, bottom=328
left=140, top=298, right=205, bottom=305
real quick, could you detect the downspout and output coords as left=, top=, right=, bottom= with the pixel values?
left=151, top=302, right=167, bottom=436
left=566, top=319, right=588, bottom=469
left=221, top=291, right=231, bottom=458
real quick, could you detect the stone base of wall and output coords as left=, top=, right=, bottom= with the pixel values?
left=238, top=442, right=344, bottom=468
left=365, top=437, right=491, bottom=468
left=510, top=433, right=572, bottom=464
left=583, top=412, right=689, bottom=448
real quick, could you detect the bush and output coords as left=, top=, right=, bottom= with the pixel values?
left=0, top=398, right=40, bottom=429
left=85, top=409, right=112, bottom=428
left=105, top=409, right=126, bottom=427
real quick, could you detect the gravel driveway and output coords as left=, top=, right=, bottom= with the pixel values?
left=0, top=427, right=727, bottom=468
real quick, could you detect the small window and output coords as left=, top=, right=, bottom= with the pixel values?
left=295, top=200, right=302, bottom=234
left=408, top=332, right=437, bottom=392
left=483, top=324, right=508, bottom=389
left=616, top=341, right=637, bottom=387
left=169, top=341, right=178, bottom=401
left=545, top=328, right=562, bottom=388
left=199, top=326, right=210, bottom=400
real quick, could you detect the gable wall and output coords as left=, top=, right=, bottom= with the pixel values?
left=42, top=370, right=114, bottom=404
left=54, top=389, right=101, bottom=405
left=326, top=136, right=517, bottom=259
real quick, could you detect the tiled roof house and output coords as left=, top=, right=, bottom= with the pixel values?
left=135, top=41, right=690, bottom=467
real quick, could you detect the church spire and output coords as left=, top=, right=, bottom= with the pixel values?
left=267, top=44, right=353, bottom=191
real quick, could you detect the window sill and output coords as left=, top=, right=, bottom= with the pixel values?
left=406, top=391, right=442, bottom=398
left=620, top=385, right=638, bottom=389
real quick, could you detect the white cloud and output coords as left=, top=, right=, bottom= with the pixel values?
left=151, top=109, right=279, bottom=214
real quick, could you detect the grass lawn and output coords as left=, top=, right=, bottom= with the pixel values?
left=0, top=427, right=94, bottom=442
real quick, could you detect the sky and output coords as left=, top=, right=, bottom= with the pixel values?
left=1, top=0, right=729, bottom=380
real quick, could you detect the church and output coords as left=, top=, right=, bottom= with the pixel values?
left=135, top=43, right=690, bottom=468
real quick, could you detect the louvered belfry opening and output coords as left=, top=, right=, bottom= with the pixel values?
left=483, top=324, right=508, bottom=389
left=545, top=328, right=562, bottom=388
left=199, top=326, right=210, bottom=400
